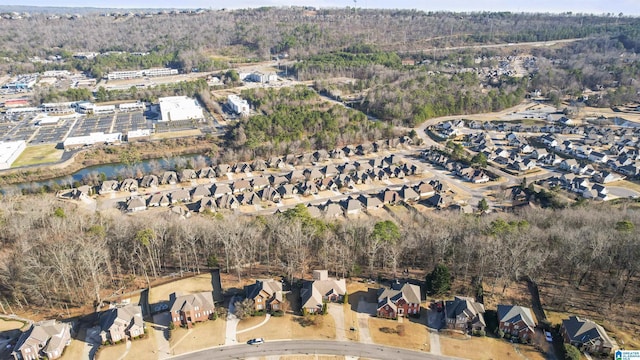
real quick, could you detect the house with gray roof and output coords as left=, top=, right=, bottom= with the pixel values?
left=251, top=176, right=270, bottom=190
left=300, top=270, right=346, bottom=314
left=169, top=188, right=191, bottom=203
left=497, top=305, right=536, bottom=341
left=179, top=169, right=197, bottom=182
left=445, top=296, right=486, bottom=333
left=140, top=174, right=159, bottom=188
left=160, top=171, right=178, bottom=185
left=99, top=304, right=144, bottom=344
left=198, top=167, right=216, bottom=179
left=12, top=320, right=71, bottom=360
left=169, top=292, right=215, bottom=328
left=196, top=196, right=217, bottom=212
left=211, top=183, right=232, bottom=198
left=119, top=178, right=138, bottom=192
left=125, top=196, right=147, bottom=212
left=376, top=282, right=421, bottom=319
left=561, top=316, right=614, bottom=354
left=99, top=180, right=119, bottom=195
left=191, top=185, right=211, bottom=201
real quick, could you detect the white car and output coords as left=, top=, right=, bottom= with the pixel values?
left=545, top=331, right=553, bottom=342
left=247, top=338, right=264, bottom=345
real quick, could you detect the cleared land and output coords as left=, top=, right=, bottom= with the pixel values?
left=151, top=129, right=202, bottom=140
left=439, top=334, right=546, bottom=360
left=368, top=316, right=430, bottom=352
left=236, top=314, right=336, bottom=343
left=12, top=144, right=63, bottom=167
left=169, top=318, right=226, bottom=354
left=148, top=273, right=213, bottom=303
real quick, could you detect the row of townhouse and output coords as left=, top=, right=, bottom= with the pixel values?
left=422, top=150, right=490, bottom=183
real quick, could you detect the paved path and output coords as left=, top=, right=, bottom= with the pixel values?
left=224, top=297, right=239, bottom=345
left=115, top=340, right=132, bottom=360
left=430, top=331, right=442, bottom=355
left=152, top=312, right=172, bottom=359
left=327, top=304, right=347, bottom=341
left=236, top=314, right=271, bottom=334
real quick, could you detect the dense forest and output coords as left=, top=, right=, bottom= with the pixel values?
left=0, top=194, right=638, bottom=330
left=226, top=86, right=389, bottom=157
left=1, top=8, right=639, bottom=74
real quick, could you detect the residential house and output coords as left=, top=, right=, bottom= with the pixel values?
left=277, top=184, right=298, bottom=199
left=211, top=183, right=233, bottom=198
left=376, top=282, right=421, bottom=319
left=380, top=189, right=401, bottom=204
left=530, top=148, right=548, bottom=160
left=179, top=169, right=197, bottom=182
left=169, top=188, right=191, bottom=203
left=197, top=167, right=216, bottom=179
left=12, top=320, right=71, bottom=360
left=169, top=292, right=216, bottom=328
left=306, top=205, right=322, bottom=218
left=251, top=159, right=268, bottom=171
left=300, top=270, right=347, bottom=314
left=298, top=181, right=319, bottom=196
left=269, top=175, right=289, bottom=187
left=593, top=171, right=622, bottom=184
left=285, top=170, right=305, bottom=184
left=323, top=202, right=343, bottom=218
left=444, top=296, right=486, bottom=333
left=260, top=187, right=282, bottom=203
left=231, top=179, right=251, bottom=194
left=119, top=178, right=138, bottom=192
left=140, top=175, right=159, bottom=188
left=215, top=164, right=231, bottom=177
left=196, top=196, right=217, bottom=212
left=341, top=198, right=362, bottom=215
left=588, top=151, right=608, bottom=163
left=313, top=149, right=329, bottom=162
left=497, top=305, right=536, bottom=341
left=160, top=171, right=178, bottom=185
left=303, top=168, right=324, bottom=181
left=399, top=186, right=420, bottom=202
left=358, top=194, right=383, bottom=209
left=321, top=164, right=339, bottom=178
left=415, top=182, right=435, bottom=199
left=245, top=279, right=284, bottom=313
left=216, top=194, right=240, bottom=209
left=125, top=197, right=147, bottom=213
left=426, top=194, right=451, bottom=209
left=191, top=185, right=211, bottom=201
left=251, top=176, right=270, bottom=190
left=561, top=316, right=614, bottom=355
left=560, top=159, right=580, bottom=173
left=99, top=180, right=119, bottom=195
left=99, top=304, right=144, bottom=344
left=238, top=191, right=261, bottom=206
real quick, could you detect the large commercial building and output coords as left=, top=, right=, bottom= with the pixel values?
left=63, top=132, right=122, bottom=149
left=158, top=96, right=204, bottom=122
left=247, top=72, right=278, bottom=83
left=0, top=140, right=26, bottom=169
left=227, top=95, right=250, bottom=117
left=106, top=67, right=178, bottom=80
left=41, top=102, right=75, bottom=115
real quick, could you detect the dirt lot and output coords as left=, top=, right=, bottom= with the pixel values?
left=148, top=273, right=214, bottom=303
left=96, top=324, right=157, bottom=360
left=368, top=316, right=430, bottom=352
left=440, top=334, right=546, bottom=360
left=12, top=144, right=63, bottom=167
left=236, top=314, right=336, bottom=343
left=0, top=318, right=26, bottom=331
left=169, top=318, right=226, bottom=354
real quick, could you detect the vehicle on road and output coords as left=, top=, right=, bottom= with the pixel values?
left=247, top=338, right=264, bottom=345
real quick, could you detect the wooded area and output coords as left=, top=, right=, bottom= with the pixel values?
left=0, top=195, right=638, bottom=329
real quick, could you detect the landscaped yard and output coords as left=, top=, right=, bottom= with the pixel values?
left=236, top=314, right=267, bottom=331
left=12, top=144, right=63, bottom=167
left=440, top=334, right=546, bottom=360
left=169, top=318, right=226, bottom=355
left=236, top=314, right=336, bottom=343
left=96, top=324, right=157, bottom=360
left=368, top=317, right=430, bottom=352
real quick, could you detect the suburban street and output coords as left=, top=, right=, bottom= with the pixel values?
left=167, top=340, right=465, bottom=360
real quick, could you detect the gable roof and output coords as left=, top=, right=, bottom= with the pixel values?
left=170, top=292, right=215, bottom=314
left=562, top=316, right=613, bottom=348
left=497, top=305, right=536, bottom=331
left=245, top=279, right=283, bottom=300
left=445, top=296, right=486, bottom=326
left=377, top=282, right=421, bottom=309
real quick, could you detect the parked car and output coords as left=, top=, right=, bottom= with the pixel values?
left=247, top=338, right=264, bottom=345
left=545, top=331, right=553, bottom=342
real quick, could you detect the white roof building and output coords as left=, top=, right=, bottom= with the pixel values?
left=0, top=140, right=26, bottom=169
left=158, top=96, right=204, bottom=122
left=227, top=95, right=250, bottom=117
left=63, top=132, right=122, bottom=149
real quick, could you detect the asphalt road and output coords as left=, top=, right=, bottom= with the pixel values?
left=168, top=340, right=464, bottom=360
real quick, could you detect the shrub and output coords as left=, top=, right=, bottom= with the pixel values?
left=272, top=310, right=284, bottom=317
left=380, top=327, right=396, bottom=334
left=168, top=322, right=175, bottom=330
left=473, top=330, right=486, bottom=337
left=564, top=344, right=581, bottom=360
left=396, top=325, right=406, bottom=336
left=343, top=292, right=349, bottom=304
left=498, top=329, right=505, bottom=338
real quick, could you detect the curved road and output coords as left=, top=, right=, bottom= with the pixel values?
left=168, top=340, right=464, bottom=360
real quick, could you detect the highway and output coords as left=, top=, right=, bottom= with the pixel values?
left=168, top=340, right=464, bottom=360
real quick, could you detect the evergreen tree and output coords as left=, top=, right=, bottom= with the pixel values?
left=426, top=263, right=451, bottom=296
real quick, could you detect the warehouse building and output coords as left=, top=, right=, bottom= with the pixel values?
left=247, top=72, right=278, bottom=83
left=119, top=102, right=146, bottom=112
left=41, top=102, right=75, bottom=115
left=227, top=95, right=250, bottom=117
left=158, top=96, right=204, bottom=122
left=0, top=140, right=26, bottom=169
left=106, top=67, right=178, bottom=80
left=63, top=132, right=122, bottom=149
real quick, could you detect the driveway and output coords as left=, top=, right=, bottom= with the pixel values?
left=327, top=304, right=346, bottom=341
left=81, top=325, right=102, bottom=360
left=427, top=308, right=445, bottom=330
left=152, top=312, right=172, bottom=359
left=356, top=296, right=376, bottom=344
left=225, top=296, right=240, bottom=345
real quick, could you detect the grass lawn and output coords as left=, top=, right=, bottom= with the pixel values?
left=343, top=305, right=359, bottom=342
left=96, top=325, right=157, bottom=360
left=237, top=314, right=268, bottom=331
left=440, top=335, right=546, bottom=360
left=0, top=318, right=26, bottom=331
left=151, top=129, right=202, bottom=140
left=368, top=317, right=430, bottom=352
left=12, top=144, right=63, bottom=167
left=236, top=314, right=335, bottom=343
left=148, top=274, right=213, bottom=303
left=169, top=319, right=226, bottom=355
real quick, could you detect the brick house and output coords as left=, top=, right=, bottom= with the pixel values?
left=169, top=292, right=216, bottom=328
left=300, top=270, right=346, bottom=314
left=497, top=305, right=536, bottom=341
left=244, top=279, right=284, bottom=313
left=376, top=282, right=421, bottom=319
left=99, top=304, right=144, bottom=344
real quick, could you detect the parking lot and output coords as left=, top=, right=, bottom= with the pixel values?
left=113, top=112, right=152, bottom=134
left=29, top=125, right=69, bottom=144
